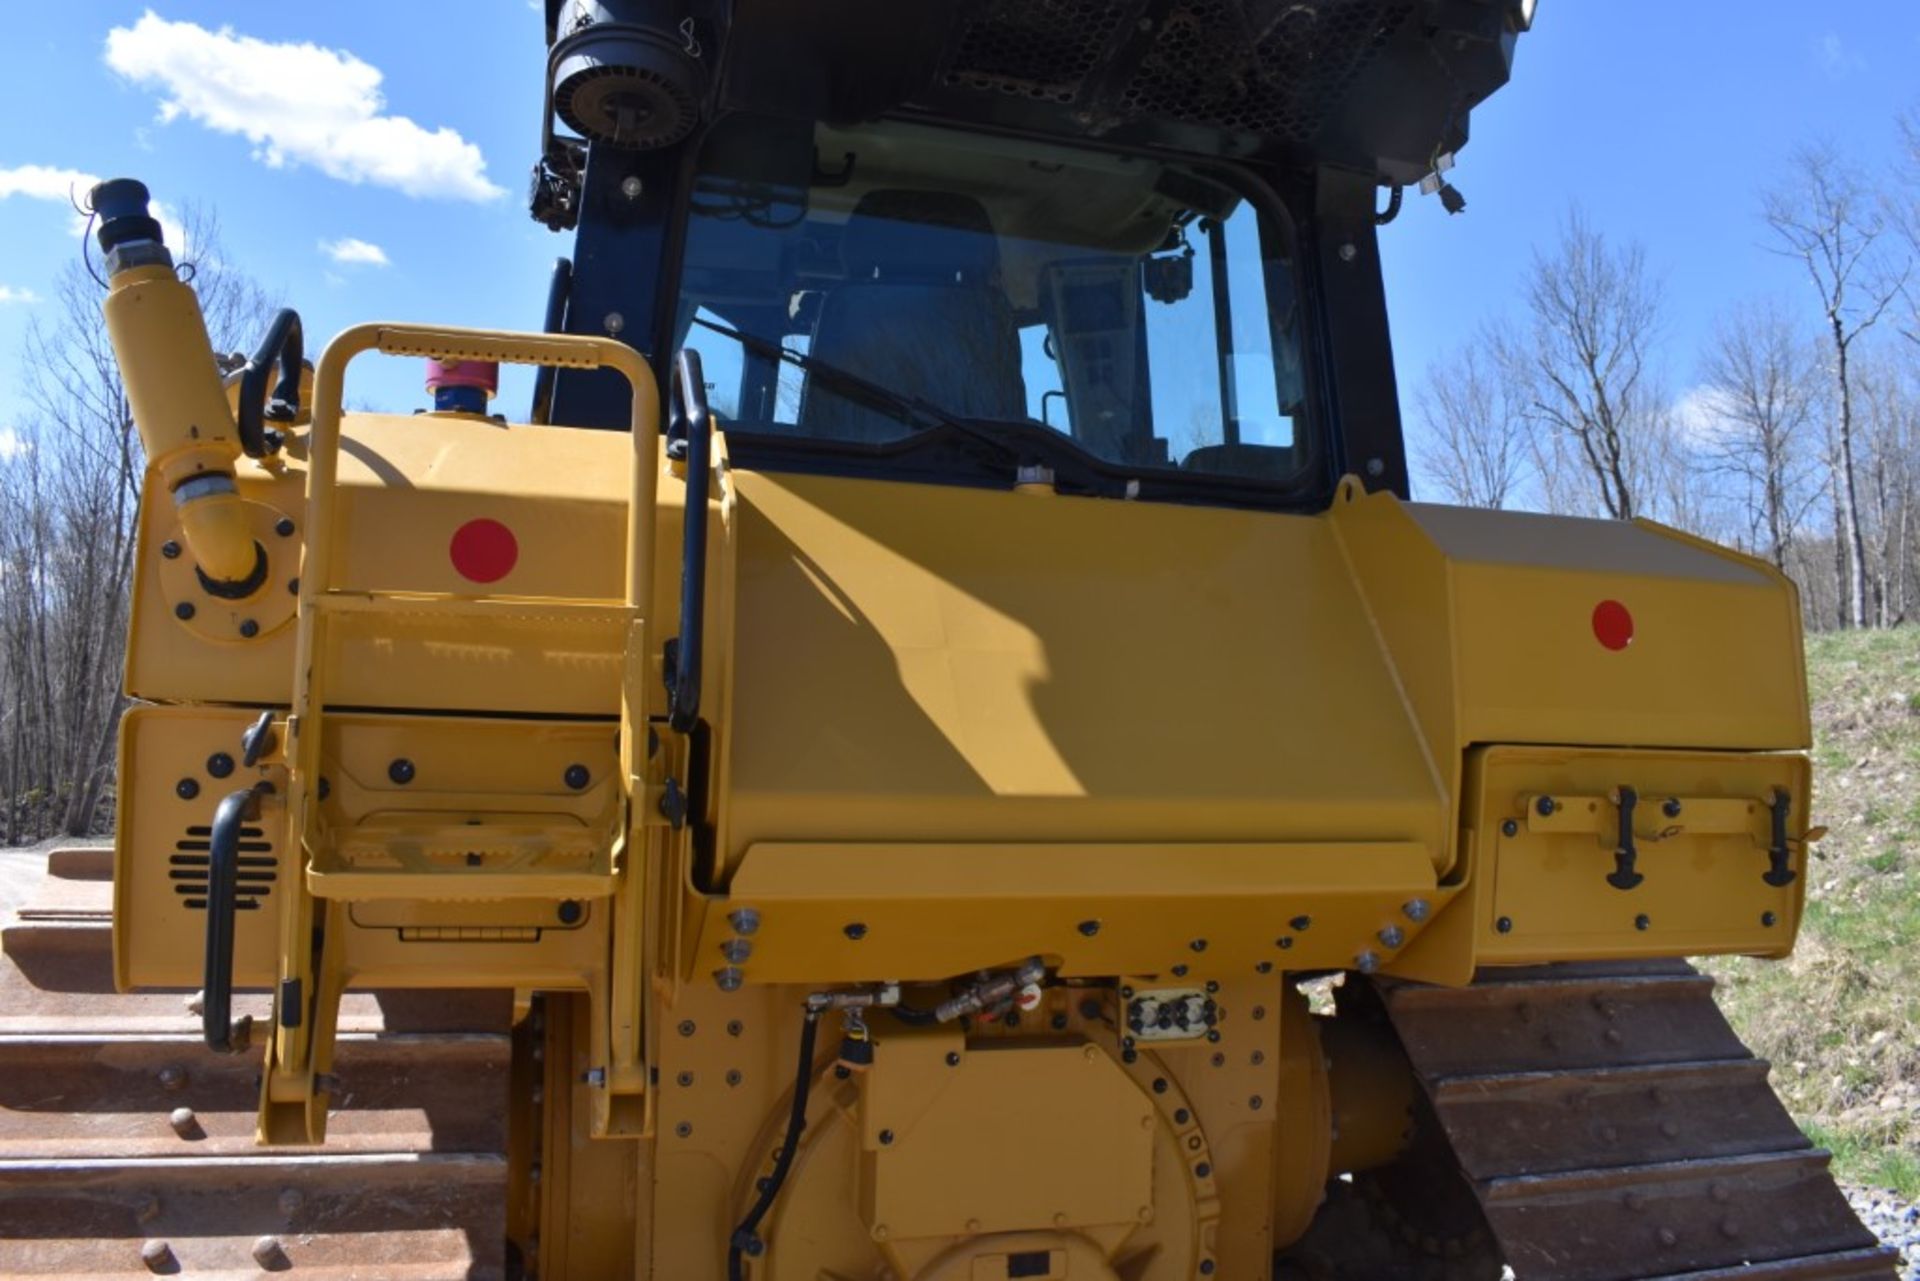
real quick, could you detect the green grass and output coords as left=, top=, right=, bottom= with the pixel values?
left=1703, top=624, right=1920, bottom=1198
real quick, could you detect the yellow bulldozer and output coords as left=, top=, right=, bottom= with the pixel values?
left=0, top=0, right=1897, bottom=1276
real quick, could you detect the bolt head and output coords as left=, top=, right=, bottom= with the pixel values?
left=1077, top=919, right=1101, bottom=937
left=274, top=517, right=296, bottom=538
left=175, top=778, right=199, bottom=801
left=1761, top=910, right=1777, bottom=927
left=714, top=966, right=744, bottom=992
left=1635, top=913, right=1652, bottom=931
left=1403, top=898, right=1431, bottom=922
left=387, top=758, right=414, bottom=785
left=1354, top=950, right=1380, bottom=974
left=141, top=1239, right=174, bottom=1270
left=1378, top=924, right=1405, bottom=949
left=557, top=899, right=583, bottom=925
left=728, top=907, right=760, bottom=935
left=563, top=764, right=590, bottom=790
left=721, top=937, right=752, bottom=963
left=173, top=601, right=195, bottom=621
left=843, top=922, right=868, bottom=940
left=252, top=1236, right=286, bottom=1268
left=160, top=540, right=181, bottom=559
left=878, top=1128, right=895, bottom=1145
left=1496, top=916, right=1514, bottom=934
left=238, top=619, right=259, bottom=639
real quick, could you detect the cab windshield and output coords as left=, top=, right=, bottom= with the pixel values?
left=675, top=115, right=1316, bottom=499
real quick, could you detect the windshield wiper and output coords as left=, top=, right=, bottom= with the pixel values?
left=690, top=315, right=1058, bottom=473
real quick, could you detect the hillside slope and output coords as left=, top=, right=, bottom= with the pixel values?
left=1706, top=626, right=1920, bottom=1197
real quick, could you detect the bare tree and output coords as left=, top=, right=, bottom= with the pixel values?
left=1506, top=210, right=1665, bottom=521
left=1699, top=299, right=1820, bottom=569
left=1413, top=333, right=1527, bottom=508
left=1766, top=142, right=1909, bottom=627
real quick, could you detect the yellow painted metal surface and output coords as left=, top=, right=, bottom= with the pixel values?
left=102, top=257, right=1821, bottom=1271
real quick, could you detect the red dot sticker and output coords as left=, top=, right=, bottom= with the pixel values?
left=1592, top=599, right=1634, bottom=651
left=449, top=518, right=518, bottom=584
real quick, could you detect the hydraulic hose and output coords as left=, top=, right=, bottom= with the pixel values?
left=727, top=1006, right=821, bottom=1279
left=236, top=308, right=304, bottom=458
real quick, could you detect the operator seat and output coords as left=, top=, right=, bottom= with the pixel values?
left=799, top=189, right=1028, bottom=444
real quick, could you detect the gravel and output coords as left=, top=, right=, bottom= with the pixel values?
left=1846, top=1185, right=1920, bottom=1279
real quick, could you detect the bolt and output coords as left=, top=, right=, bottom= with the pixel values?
left=1206, top=1029, right=1222, bottom=1043
left=1337, top=242, right=1357, bottom=262
left=1189, top=938, right=1208, bottom=952
left=288, top=577, right=300, bottom=595
left=676, top=1071, right=694, bottom=1087
left=175, top=778, right=199, bottom=801
left=1663, top=797, right=1683, bottom=818
left=1200, top=1260, right=1216, bottom=1276
left=557, top=900, right=583, bottom=925
left=1255, top=960, right=1273, bottom=974
left=1195, top=1161, right=1212, bottom=1179
left=678, top=1020, right=696, bottom=1037
left=1536, top=796, right=1556, bottom=817
left=141, top=1240, right=175, bottom=1272
left=252, top=1235, right=288, bottom=1268
left=238, top=619, right=259, bottom=639
left=729, top=908, right=761, bottom=936
left=1078, top=919, right=1101, bottom=937
left=1153, top=1077, right=1168, bottom=1094
left=1403, top=898, right=1431, bottom=922
left=1378, top=924, right=1405, bottom=948
left=388, top=758, right=414, bottom=785
left=878, top=1128, right=894, bottom=1145
left=1496, top=916, right=1514, bottom=934
left=619, top=175, right=644, bottom=200
left=1277, top=936, right=1294, bottom=950
left=168, top=1106, right=200, bottom=1138
left=1761, top=910, right=1777, bottom=927
left=1251, top=1050, right=1265, bottom=1065
left=174, top=601, right=195, bottom=621
left=1355, top=950, right=1380, bottom=974
left=1501, top=819, right=1519, bottom=837
left=726, top=1070, right=742, bottom=1086
left=160, top=540, right=181, bottom=559
left=1171, top=963, right=1188, bottom=977
left=675, top=1121, right=692, bottom=1138
left=1204, top=980, right=1219, bottom=994
left=945, top=1051, right=961, bottom=1067
left=843, top=922, right=867, bottom=940
left=1249, top=1095, right=1263, bottom=1110
left=564, top=763, right=590, bottom=790
left=1290, top=915, right=1312, bottom=932
left=714, top=966, right=743, bottom=992
left=721, top=937, right=752, bottom=963
left=604, top=311, right=626, bottom=335
left=726, top=1020, right=744, bottom=1037
left=1635, top=913, right=1651, bottom=931
left=157, top=1066, right=186, bottom=1092
left=582, top=1067, right=606, bottom=1087
left=1251, top=1005, right=1266, bottom=1021
left=274, top=518, right=296, bottom=538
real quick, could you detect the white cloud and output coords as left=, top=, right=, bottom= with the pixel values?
left=0, top=428, right=30, bottom=461
left=103, top=13, right=505, bottom=202
left=0, top=285, right=40, bottom=304
left=1671, top=384, right=1736, bottom=447
left=320, top=237, right=389, bottom=267
left=0, top=164, right=96, bottom=204
left=1817, top=33, right=1866, bottom=78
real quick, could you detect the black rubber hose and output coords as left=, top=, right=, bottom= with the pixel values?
left=668, top=348, right=711, bottom=734
left=203, top=787, right=259, bottom=1053
left=727, top=1006, right=821, bottom=1279
left=1375, top=184, right=1404, bottom=226
left=888, top=1003, right=939, bottom=1026
left=237, top=308, right=303, bottom=457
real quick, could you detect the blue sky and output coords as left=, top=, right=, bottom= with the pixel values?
left=0, top=3, right=1915, bottom=491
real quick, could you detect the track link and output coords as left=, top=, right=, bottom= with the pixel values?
left=1377, top=961, right=1899, bottom=1281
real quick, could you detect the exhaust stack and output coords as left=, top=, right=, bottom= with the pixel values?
left=94, top=179, right=264, bottom=593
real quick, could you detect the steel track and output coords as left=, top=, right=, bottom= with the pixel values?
left=1375, top=960, right=1899, bottom=1281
